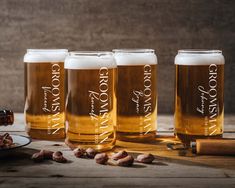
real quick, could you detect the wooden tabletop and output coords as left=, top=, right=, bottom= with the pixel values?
left=1, top=113, right=235, bottom=188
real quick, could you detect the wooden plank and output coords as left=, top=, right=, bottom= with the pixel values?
left=0, top=150, right=234, bottom=178
left=1, top=135, right=235, bottom=178
left=1, top=113, right=235, bottom=132
left=1, top=113, right=235, bottom=183
left=0, top=177, right=235, bottom=188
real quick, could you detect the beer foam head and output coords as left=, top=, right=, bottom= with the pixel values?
left=113, top=49, right=157, bottom=65
left=65, top=51, right=117, bottom=69
left=24, top=49, right=68, bottom=63
left=175, top=50, right=225, bottom=65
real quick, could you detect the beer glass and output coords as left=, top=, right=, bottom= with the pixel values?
left=24, top=49, right=68, bottom=140
left=174, top=50, right=224, bottom=145
left=113, top=49, right=158, bottom=142
left=65, top=51, right=116, bottom=151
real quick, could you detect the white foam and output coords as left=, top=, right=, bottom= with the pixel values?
left=64, top=52, right=117, bottom=70
left=113, top=50, right=157, bottom=66
left=175, top=51, right=225, bottom=65
left=24, top=49, right=68, bottom=63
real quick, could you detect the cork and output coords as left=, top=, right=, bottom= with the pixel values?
left=195, top=139, right=235, bottom=155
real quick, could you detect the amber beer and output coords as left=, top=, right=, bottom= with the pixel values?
left=174, top=50, right=225, bottom=145
left=24, top=49, right=68, bottom=140
left=65, top=52, right=116, bottom=151
left=113, top=49, right=158, bottom=142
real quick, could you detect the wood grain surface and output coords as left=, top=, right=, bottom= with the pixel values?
left=0, top=114, right=235, bottom=188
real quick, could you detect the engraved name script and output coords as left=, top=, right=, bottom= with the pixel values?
left=197, top=64, right=218, bottom=135
left=41, top=64, right=62, bottom=134
left=88, top=67, right=111, bottom=144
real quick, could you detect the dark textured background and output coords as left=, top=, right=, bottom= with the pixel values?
left=0, top=0, right=234, bottom=113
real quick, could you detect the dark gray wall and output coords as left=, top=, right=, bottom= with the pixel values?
left=0, top=0, right=234, bottom=113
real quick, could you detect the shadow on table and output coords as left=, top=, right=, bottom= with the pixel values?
left=114, top=136, right=235, bottom=170
left=0, top=148, right=53, bottom=167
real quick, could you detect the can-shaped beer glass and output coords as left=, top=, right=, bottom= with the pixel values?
left=174, top=50, right=224, bottom=145
left=113, top=49, right=158, bottom=142
left=65, top=51, right=117, bottom=151
left=24, top=49, right=68, bottom=140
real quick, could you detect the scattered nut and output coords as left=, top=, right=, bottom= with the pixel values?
left=94, top=153, right=108, bottom=164
left=31, top=152, right=44, bottom=163
left=73, top=147, right=86, bottom=158
left=3, top=133, right=13, bottom=143
left=95, top=151, right=134, bottom=167
left=31, top=150, right=54, bottom=162
left=0, top=133, right=14, bottom=148
left=40, top=150, right=53, bottom=160
left=85, top=148, right=97, bottom=159
left=136, top=153, right=155, bottom=164
left=107, top=159, right=118, bottom=166
left=117, top=155, right=134, bottom=167
left=52, top=151, right=67, bottom=163
left=111, top=150, right=128, bottom=160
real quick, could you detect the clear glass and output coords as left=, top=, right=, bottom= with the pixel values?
left=178, top=50, right=222, bottom=54
left=113, top=49, right=158, bottom=142
left=174, top=49, right=225, bottom=145
left=69, top=51, right=113, bottom=56
left=27, top=49, right=68, bottom=53
left=113, top=49, right=155, bottom=53
left=24, top=49, right=67, bottom=140
left=65, top=51, right=116, bottom=151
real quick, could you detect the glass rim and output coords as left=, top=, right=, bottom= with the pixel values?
left=27, top=49, right=68, bottom=53
left=113, top=49, right=155, bottom=53
left=178, top=49, right=222, bottom=54
left=69, top=51, right=113, bottom=57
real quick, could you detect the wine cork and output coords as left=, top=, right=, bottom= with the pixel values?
left=196, top=139, right=235, bottom=155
